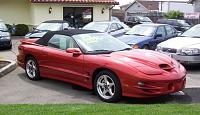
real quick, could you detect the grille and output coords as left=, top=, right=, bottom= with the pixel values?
left=162, top=48, right=177, bottom=53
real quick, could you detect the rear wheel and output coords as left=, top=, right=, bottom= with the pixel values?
left=94, top=70, right=121, bottom=103
left=25, top=57, right=40, bottom=80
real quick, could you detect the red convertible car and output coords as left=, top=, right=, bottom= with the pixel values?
left=17, top=29, right=186, bottom=102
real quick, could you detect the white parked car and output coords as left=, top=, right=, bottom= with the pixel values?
left=83, top=21, right=130, bottom=37
left=156, top=24, right=200, bottom=64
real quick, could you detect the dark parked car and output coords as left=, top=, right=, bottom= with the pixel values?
left=118, top=24, right=178, bottom=50
left=25, top=20, right=70, bottom=39
left=157, top=19, right=192, bottom=32
left=125, top=16, right=153, bottom=27
left=0, top=20, right=11, bottom=49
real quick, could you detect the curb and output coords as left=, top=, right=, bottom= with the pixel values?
left=0, top=60, right=17, bottom=77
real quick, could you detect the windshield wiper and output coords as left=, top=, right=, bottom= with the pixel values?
left=119, top=48, right=132, bottom=51
left=133, top=34, right=145, bottom=36
left=191, top=36, right=200, bottom=38
left=87, top=50, right=114, bottom=54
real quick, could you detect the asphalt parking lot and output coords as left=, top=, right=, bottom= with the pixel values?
left=0, top=37, right=200, bottom=104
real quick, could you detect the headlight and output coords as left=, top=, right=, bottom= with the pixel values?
left=0, top=36, right=10, bottom=40
left=133, top=44, right=139, bottom=49
left=156, top=46, right=162, bottom=52
left=25, top=33, right=31, bottom=39
left=181, top=48, right=200, bottom=56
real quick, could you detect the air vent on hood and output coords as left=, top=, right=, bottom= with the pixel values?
left=159, top=64, right=173, bottom=72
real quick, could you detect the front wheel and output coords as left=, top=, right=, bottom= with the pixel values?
left=25, top=57, right=40, bottom=80
left=94, top=70, right=122, bottom=103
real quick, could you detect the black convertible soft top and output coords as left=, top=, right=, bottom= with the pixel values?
left=36, top=29, right=99, bottom=46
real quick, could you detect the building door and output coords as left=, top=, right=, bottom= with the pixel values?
left=63, top=7, right=93, bottom=28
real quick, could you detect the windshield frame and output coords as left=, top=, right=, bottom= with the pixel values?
left=180, top=25, right=200, bottom=38
left=36, top=23, right=62, bottom=31
left=83, top=22, right=110, bottom=33
left=0, top=22, right=8, bottom=32
left=126, top=25, right=157, bottom=37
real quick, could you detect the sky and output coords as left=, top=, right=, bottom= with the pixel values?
left=115, top=0, right=190, bottom=9
left=116, top=0, right=190, bottom=6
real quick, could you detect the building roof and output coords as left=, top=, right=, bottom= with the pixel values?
left=30, top=0, right=119, bottom=5
left=120, top=0, right=159, bottom=11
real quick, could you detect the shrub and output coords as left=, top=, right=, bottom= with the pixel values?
left=164, top=11, right=183, bottom=19
left=15, top=24, right=29, bottom=36
left=5, top=24, right=12, bottom=34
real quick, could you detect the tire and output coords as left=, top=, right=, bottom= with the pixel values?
left=94, top=70, right=122, bottom=103
left=25, top=57, right=40, bottom=80
left=142, top=45, right=150, bottom=50
left=8, top=45, right=12, bottom=49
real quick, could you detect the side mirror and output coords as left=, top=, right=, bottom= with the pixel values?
left=177, top=31, right=183, bottom=36
left=33, top=27, right=36, bottom=30
left=155, top=34, right=162, bottom=38
left=63, top=28, right=68, bottom=30
left=66, top=48, right=82, bottom=56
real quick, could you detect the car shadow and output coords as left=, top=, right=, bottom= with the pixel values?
left=18, top=73, right=200, bottom=104
left=17, top=73, right=101, bottom=103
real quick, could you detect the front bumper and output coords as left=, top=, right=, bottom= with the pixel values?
left=161, top=52, right=200, bottom=64
left=121, top=63, right=186, bottom=98
left=0, top=39, right=11, bottom=48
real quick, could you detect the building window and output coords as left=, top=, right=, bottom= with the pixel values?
left=63, top=7, right=93, bottom=28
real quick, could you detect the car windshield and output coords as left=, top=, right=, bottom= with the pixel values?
left=112, top=17, right=120, bottom=22
left=138, top=17, right=152, bottom=22
left=180, top=25, right=200, bottom=38
left=83, top=23, right=109, bottom=33
left=36, top=23, right=62, bottom=31
left=126, top=25, right=156, bottom=37
left=73, top=33, right=132, bottom=53
left=0, top=22, right=8, bottom=31
left=177, top=20, right=190, bottom=27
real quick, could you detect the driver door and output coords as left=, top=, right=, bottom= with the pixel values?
left=41, top=34, right=85, bottom=82
left=153, top=26, right=167, bottom=48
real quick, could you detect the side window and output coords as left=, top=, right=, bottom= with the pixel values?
left=110, top=23, right=118, bottom=32
left=48, top=34, right=78, bottom=50
left=117, top=23, right=124, bottom=29
left=156, top=26, right=166, bottom=37
left=165, top=25, right=174, bottom=35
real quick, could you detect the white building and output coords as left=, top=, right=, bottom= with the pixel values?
left=0, top=0, right=118, bottom=26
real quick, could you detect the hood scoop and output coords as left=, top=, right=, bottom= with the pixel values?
left=159, top=64, right=174, bottom=72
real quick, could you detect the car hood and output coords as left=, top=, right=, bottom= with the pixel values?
left=0, top=31, right=10, bottom=37
left=103, top=49, right=174, bottom=69
left=158, top=37, right=200, bottom=49
left=26, top=31, right=48, bottom=38
left=118, top=35, right=151, bottom=45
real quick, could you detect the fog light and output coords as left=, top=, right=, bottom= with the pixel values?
left=138, top=81, right=145, bottom=86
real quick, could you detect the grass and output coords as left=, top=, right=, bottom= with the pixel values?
left=0, top=104, right=199, bottom=115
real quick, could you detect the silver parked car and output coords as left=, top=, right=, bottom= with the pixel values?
left=25, top=20, right=70, bottom=39
left=156, top=24, right=200, bottom=64
left=0, top=20, right=11, bottom=49
left=83, top=21, right=130, bottom=37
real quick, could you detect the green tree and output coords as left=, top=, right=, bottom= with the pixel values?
left=164, top=11, right=183, bottom=19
